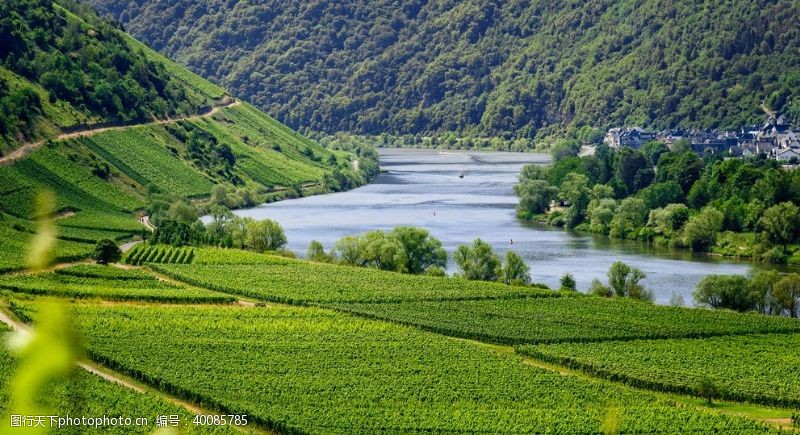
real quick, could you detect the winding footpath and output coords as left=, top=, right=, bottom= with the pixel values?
left=0, top=99, right=241, bottom=166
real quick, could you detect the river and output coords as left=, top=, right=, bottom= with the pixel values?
left=229, top=148, right=783, bottom=305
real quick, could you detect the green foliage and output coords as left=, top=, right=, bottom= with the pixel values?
left=29, top=302, right=772, bottom=433
left=682, top=207, right=724, bottom=251
left=306, top=240, right=333, bottom=263
left=607, top=261, right=652, bottom=301
left=560, top=273, right=577, bottom=291
left=332, top=226, right=447, bottom=274
left=453, top=238, right=501, bottom=282
left=694, top=274, right=757, bottom=312
left=93, top=238, right=121, bottom=264
left=88, top=0, right=800, bottom=137
left=521, top=333, right=800, bottom=408
left=760, top=202, right=800, bottom=251
left=773, top=273, right=800, bottom=318
left=499, top=251, right=531, bottom=286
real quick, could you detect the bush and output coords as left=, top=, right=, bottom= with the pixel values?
left=560, top=273, right=577, bottom=291
left=93, top=239, right=122, bottom=265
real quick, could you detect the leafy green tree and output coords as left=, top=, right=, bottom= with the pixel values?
left=637, top=181, right=684, bottom=210
left=682, top=207, right=724, bottom=251
left=615, top=148, right=653, bottom=195
left=640, top=141, right=670, bottom=166
left=760, top=202, right=800, bottom=252
left=334, top=235, right=362, bottom=265
left=515, top=180, right=557, bottom=217
left=656, top=152, right=704, bottom=194
left=93, top=239, right=122, bottom=265
left=693, top=275, right=755, bottom=312
left=589, top=279, right=612, bottom=297
left=607, top=261, right=650, bottom=300
left=749, top=270, right=782, bottom=315
left=560, top=273, right=577, bottom=291
left=306, top=240, right=333, bottom=263
left=243, top=219, right=287, bottom=253
left=587, top=198, right=617, bottom=234
left=559, top=173, right=591, bottom=228
left=773, top=273, right=800, bottom=318
left=647, top=203, right=690, bottom=237
left=453, top=239, right=500, bottom=282
left=609, top=198, right=647, bottom=239
left=499, top=251, right=530, bottom=286
left=390, top=226, right=447, bottom=274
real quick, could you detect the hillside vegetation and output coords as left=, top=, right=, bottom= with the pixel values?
left=0, top=0, right=374, bottom=272
left=88, top=0, right=800, bottom=138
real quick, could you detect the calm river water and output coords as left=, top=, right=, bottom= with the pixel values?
left=229, top=149, right=784, bottom=305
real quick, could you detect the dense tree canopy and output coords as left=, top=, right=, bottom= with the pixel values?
left=88, top=0, right=800, bottom=138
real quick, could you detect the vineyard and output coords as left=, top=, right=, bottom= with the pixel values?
left=151, top=261, right=554, bottom=304
left=0, top=223, right=95, bottom=273
left=0, top=325, right=231, bottom=434
left=0, top=268, right=233, bottom=303
left=331, top=297, right=800, bottom=344
left=124, top=244, right=195, bottom=266
left=520, top=333, right=800, bottom=408
left=12, top=302, right=770, bottom=434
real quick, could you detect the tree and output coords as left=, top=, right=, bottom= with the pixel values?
left=697, top=377, right=719, bottom=405
left=390, top=226, right=447, bottom=274
left=559, top=173, right=591, bottom=228
left=749, top=270, right=782, bottom=315
left=560, top=273, right=577, bottom=291
left=640, top=141, right=670, bottom=166
left=682, top=207, right=724, bottom=251
left=453, top=239, right=500, bottom=282
left=609, top=198, right=647, bottom=239
left=693, top=275, right=755, bottom=312
left=499, top=251, right=530, bottom=285
left=94, top=239, right=122, bottom=264
left=589, top=279, right=612, bottom=297
left=243, top=219, right=287, bottom=252
left=637, top=181, right=684, bottom=210
left=760, top=202, right=800, bottom=252
left=334, top=235, right=362, bottom=265
left=306, top=240, right=332, bottom=263
left=167, top=200, right=198, bottom=224
left=656, top=152, right=703, bottom=194
left=773, top=273, right=800, bottom=318
left=615, top=148, right=652, bottom=195
left=515, top=180, right=557, bottom=217
left=607, top=261, right=650, bottom=300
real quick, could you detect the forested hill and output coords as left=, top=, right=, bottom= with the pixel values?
left=0, top=0, right=376, bottom=272
left=86, top=0, right=800, bottom=139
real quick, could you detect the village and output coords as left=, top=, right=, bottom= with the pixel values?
left=602, top=114, right=800, bottom=162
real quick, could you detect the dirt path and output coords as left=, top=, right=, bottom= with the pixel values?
left=0, top=100, right=241, bottom=166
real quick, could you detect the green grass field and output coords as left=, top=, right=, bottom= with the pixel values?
left=13, top=302, right=770, bottom=434
left=330, top=296, right=800, bottom=344
left=519, top=333, right=800, bottom=408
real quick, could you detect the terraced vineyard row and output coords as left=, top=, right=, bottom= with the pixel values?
left=331, top=297, right=800, bottom=344
left=16, top=302, right=770, bottom=434
left=152, top=261, right=554, bottom=304
left=0, top=266, right=233, bottom=303
left=125, top=244, right=195, bottom=266
left=519, top=333, right=800, bottom=408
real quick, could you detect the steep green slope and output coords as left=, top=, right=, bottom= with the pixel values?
left=88, top=0, right=800, bottom=138
left=0, top=0, right=374, bottom=272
